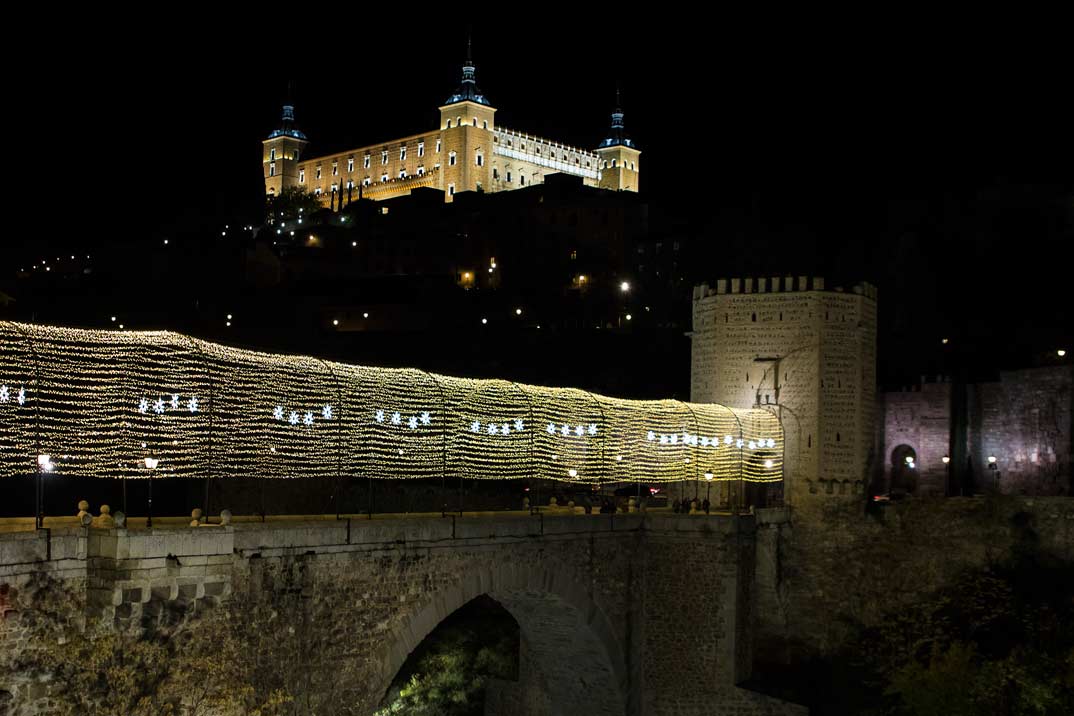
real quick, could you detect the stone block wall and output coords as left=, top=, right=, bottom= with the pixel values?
left=969, top=366, right=1073, bottom=495
left=0, top=514, right=804, bottom=716
left=754, top=497, right=1074, bottom=661
left=881, top=381, right=952, bottom=495
left=691, top=277, right=877, bottom=506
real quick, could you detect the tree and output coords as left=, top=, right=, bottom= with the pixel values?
left=267, top=187, right=322, bottom=224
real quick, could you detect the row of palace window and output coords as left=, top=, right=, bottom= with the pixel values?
left=299, top=147, right=492, bottom=183
left=500, top=138, right=592, bottom=168
left=311, top=166, right=434, bottom=193
left=605, top=159, right=636, bottom=170
left=268, top=148, right=299, bottom=162
left=445, top=117, right=489, bottom=129
left=492, top=168, right=525, bottom=185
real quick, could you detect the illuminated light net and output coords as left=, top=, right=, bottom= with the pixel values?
left=0, top=322, right=783, bottom=483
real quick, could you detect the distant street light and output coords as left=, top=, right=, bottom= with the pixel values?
left=1059, top=349, right=1067, bottom=357
left=144, top=456, right=159, bottom=528
left=620, top=281, right=630, bottom=292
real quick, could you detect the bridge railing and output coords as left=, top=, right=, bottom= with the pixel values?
left=0, top=322, right=784, bottom=485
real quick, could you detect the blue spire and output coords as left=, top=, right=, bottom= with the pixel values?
left=598, top=89, right=636, bottom=149
left=267, top=103, right=307, bottom=140
left=444, top=39, right=492, bottom=107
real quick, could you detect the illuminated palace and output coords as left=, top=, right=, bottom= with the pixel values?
left=262, top=55, right=640, bottom=205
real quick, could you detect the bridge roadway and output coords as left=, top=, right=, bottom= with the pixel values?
left=0, top=511, right=803, bottom=716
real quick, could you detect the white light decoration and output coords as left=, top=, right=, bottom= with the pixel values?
left=322, top=404, right=333, bottom=420
left=487, top=423, right=498, bottom=435
left=171, top=394, right=180, bottom=410
left=0, top=321, right=784, bottom=484
left=391, top=411, right=401, bottom=425
left=748, top=441, right=757, bottom=450
left=725, top=435, right=733, bottom=445
left=736, top=439, right=744, bottom=448
left=17, top=387, right=25, bottom=406
left=700, top=436, right=709, bottom=447
left=153, top=398, right=165, bottom=415
left=764, top=459, right=774, bottom=469
left=408, top=416, right=419, bottom=429
left=567, top=468, right=578, bottom=478
left=0, top=385, right=8, bottom=402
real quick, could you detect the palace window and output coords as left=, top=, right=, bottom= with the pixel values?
left=293, top=149, right=300, bottom=161
left=347, top=157, right=354, bottom=172
left=475, top=151, right=483, bottom=166
left=612, top=159, right=617, bottom=168
left=506, top=171, right=512, bottom=182
left=449, top=151, right=457, bottom=166
left=381, top=150, right=388, bottom=165
left=400, top=146, right=407, bottom=161
left=315, top=187, right=322, bottom=195
left=472, top=117, right=477, bottom=127
left=269, top=148, right=276, bottom=161
left=299, top=168, right=305, bottom=183
left=483, top=120, right=488, bottom=129
left=364, top=154, right=371, bottom=169
left=269, top=162, right=276, bottom=177
left=447, top=119, right=453, bottom=128
left=399, top=168, right=407, bottom=179
left=363, top=177, right=371, bottom=186
left=333, top=162, right=340, bottom=176
left=436, top=139, right=441, bottom=153
left=493, top=168, right=498, bottom=180
left=631, top=162, right=636, bottom=170
left=448, top=184, right=455, bottom=196
left=316, top=166, right=322, bottom=179
left=381, top=173, right=388, bottom=183
left=418, top=141, right=424, bottom=157
left=519, top=174, right=525, bottom=186
left=417, top=165, right=425, bottom=176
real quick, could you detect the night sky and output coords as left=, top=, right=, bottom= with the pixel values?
left=8, top=16, right=1072, bottom=379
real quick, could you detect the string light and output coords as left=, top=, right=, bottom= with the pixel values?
left=0, top=322, right=783, bottom=483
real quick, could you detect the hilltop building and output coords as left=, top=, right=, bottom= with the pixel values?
left=262, top=52, right=640, bottom=205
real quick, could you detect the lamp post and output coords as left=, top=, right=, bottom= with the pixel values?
left=144, top=456, right=159, bottom=528
left=942, top=455, right=951, bottom=496
left=36, top=454, right=52, bottom=529
left=704, top=472, right=713, bottom=510
left=987, top=455, right=999, bottom=492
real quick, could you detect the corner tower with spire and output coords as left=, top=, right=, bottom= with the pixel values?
left=595, top=92, right=641, bottom=192
left=263, top=102, right=309, bottom=198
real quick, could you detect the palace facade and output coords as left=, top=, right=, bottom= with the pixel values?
left=262, top=55, right=640, bottom=205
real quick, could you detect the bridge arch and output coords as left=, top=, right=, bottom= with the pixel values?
left=376, top=559, right=628, bottom=716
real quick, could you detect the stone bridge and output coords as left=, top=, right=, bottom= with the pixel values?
left=0, top=513, right=803, bottom=716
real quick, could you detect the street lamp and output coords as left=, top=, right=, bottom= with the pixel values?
left=987, top=455, right=999, bottom=492
left=144, top=456, right=159, bottom=528
left=36, top=454, right=52, bottom=529
left=620, top=281, right=630, bottom=292
left=704, top=472, right=713, bottom=508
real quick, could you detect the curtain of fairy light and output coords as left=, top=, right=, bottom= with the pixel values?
left=0, top=323, right=784, bottom=483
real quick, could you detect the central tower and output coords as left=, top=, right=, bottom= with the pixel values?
left=438, top=44, right=496, bottom=200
